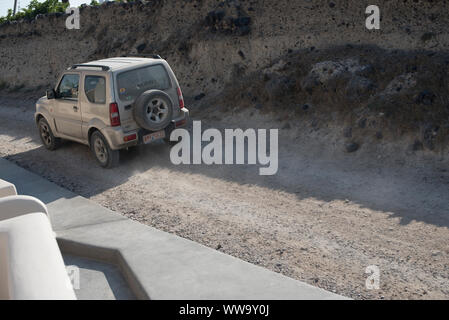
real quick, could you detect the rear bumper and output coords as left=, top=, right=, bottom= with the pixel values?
left=103, top=107, right=189, bottom=149
left=138, top=107, right=189, bottom=144
left=171, top=107, right=189, bottom=128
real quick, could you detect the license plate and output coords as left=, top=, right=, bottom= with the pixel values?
left=143, top=130, right=165, bottom=144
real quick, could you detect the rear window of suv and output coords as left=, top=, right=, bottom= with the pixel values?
left=116, top=64, right=171, bottom=102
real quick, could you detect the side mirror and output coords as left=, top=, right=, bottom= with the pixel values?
left=46, top=89, right=55, bottom=99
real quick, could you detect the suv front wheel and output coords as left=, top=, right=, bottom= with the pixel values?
left=90, top=131, right=119, bottom=168
left=38, top=117, right=61, bottom=150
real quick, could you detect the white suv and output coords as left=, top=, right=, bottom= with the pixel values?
left=34, top=56, right=189, bottom=168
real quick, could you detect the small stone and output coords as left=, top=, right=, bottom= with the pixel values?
left=345, top=142, right=359, bottom=153
left=216, top=244, right=222, bottom=250
left=416, top=90, right=435, bottom=105
left=412, top=139, right=424, bottom=151
left=358, top=118, right=367, bottom=129
left=194, top=93, right=206, bottom=100
left=431, top=250, right=441, bottom=257
left=421, top=32, right=435, bottom=42
left=136, top=43, right=146, bottom=53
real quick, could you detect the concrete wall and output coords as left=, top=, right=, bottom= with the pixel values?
left=0, top=0, right=448, bottom=96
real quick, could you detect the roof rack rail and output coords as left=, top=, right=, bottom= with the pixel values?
left=126, top=54, right=162, bottom=59
left=69, top=64, right=110, bottom=71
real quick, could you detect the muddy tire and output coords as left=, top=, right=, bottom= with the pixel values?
left=38, top=118, right=61, bottom=150
left=133, top=89, right=173, bottom=131
left=90, top=131, right=119, bottom=168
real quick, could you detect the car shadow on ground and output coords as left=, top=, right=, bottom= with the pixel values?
left=3, top=129, right=449, bottom=230
left=0, top=99, right=448, bottom=229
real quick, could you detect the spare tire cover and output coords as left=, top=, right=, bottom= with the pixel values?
left=133, top=89, right=173, bottom=131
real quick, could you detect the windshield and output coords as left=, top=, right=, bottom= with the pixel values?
left=116, top=64, right=171, bottom=102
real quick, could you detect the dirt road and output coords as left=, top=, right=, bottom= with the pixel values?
left=0, top=96, right=448, bottom=299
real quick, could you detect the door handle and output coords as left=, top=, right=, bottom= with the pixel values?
left=73, top=106, right=78, bottom=112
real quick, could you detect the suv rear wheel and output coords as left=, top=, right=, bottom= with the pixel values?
left=90, top=131, right=119, bottom=168
left=38, top=118, right=61, bottom=150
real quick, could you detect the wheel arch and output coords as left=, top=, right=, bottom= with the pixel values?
left=87, top=127, right=99, bottom=146
left=86, top=117, right=108, bottom=147
left=87, top=126, right=116, bottom=150
left=35, top=112, right=58, bottom=136
left=35, top=113, right=44, bottom=125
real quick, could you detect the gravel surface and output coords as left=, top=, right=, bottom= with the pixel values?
left=0, top=97, right=448, bottom=299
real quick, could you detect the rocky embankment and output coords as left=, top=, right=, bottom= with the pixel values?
left=0, top=0, right=448, bottom=157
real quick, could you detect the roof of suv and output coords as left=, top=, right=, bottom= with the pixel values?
left=73, top=57, right=163, bottom=72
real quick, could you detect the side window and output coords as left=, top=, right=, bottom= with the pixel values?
left=57, top=74, right=79, bottom=100
left=84, top=76, right=106, bottom=104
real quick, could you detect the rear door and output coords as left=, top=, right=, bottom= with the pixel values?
left=54, top=73, right=82, bottom=138
left=80, top=72, right=110, bottom=139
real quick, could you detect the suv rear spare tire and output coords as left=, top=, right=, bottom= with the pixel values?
left=133, top=89, right=173, bottom=131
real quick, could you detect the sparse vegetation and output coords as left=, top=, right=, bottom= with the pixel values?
left=0, top=0, right=69, bottom=24
left=0, top=0, right=139, bottom=24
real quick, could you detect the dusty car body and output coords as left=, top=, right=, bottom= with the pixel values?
left=35, top=56, right=189, bottom=167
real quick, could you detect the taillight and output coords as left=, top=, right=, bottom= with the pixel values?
left=176, top=87, right=184, bottom=109
left=123, top=133, right=137, bottom=142
left=109, top=102, right=120, bottom=127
